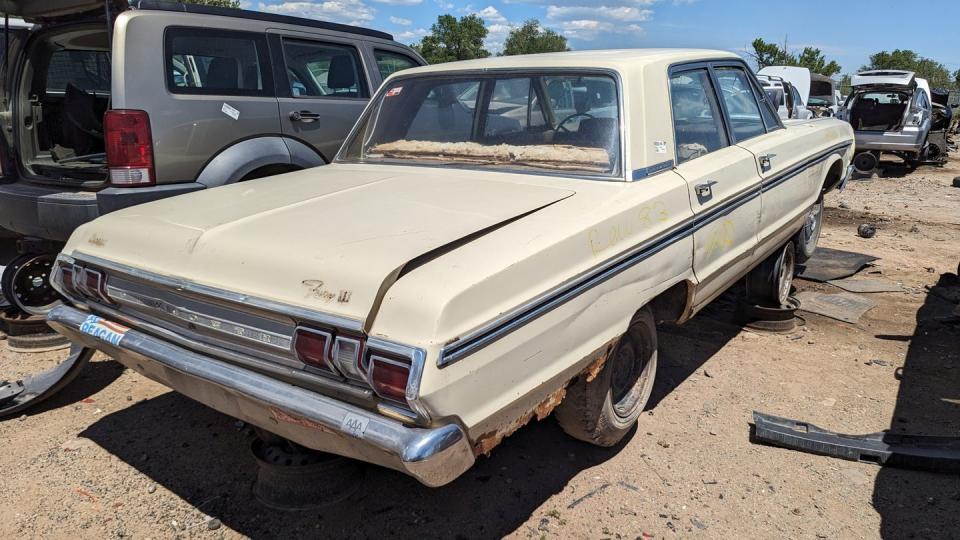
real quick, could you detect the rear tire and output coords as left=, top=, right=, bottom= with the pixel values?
left=555, top=306, right=657, bottom=447
left=746, top=241, right=796, bottom=307
left=794, top=196, right=823, bottom=263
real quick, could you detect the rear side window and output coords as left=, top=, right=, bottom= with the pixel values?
left=374, top=50, right=418, bottom=80
left=46, top=50, right=111, bottom=93
left=165, top=27, right=272, bottom=96
left=714, top=67, right=766, bottom=142
left=670, top=69, right=728, bottom=164
left=282, top=40, right=368, bottom=99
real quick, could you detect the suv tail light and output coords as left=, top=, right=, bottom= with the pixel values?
left=105, top=109, right=156, bottom=186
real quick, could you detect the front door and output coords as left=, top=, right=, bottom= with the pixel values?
left=669, top=67, right=762, bottom=308
left=271, top=33, right=372, bottom=162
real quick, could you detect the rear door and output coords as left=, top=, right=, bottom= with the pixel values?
left=714, top=64, right=819, bottom=250
left=668, top=65, right=761, bottom=307
left=269, top=31, right=371, bottom=162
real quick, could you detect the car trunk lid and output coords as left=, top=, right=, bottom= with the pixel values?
left=68, top=166, right=576, bottom=326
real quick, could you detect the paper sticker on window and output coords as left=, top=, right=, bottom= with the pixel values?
left=386, top=87, right=403, bottom=97
left=654, top=140, right=667, bottom=154
left=221, top=102, right=240, bottom=120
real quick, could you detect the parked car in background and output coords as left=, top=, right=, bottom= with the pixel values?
left=838, top=70, right=933, bottom=173
left=758, top=66, right=814, bottom=120
left=0, top=0, right=423, bottom=314
left=807, top=73, right=842, bottom=117
left=46, top=50, right=854, bottom=485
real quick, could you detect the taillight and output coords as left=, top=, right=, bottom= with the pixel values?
left=294, top=328, right=336, bottom=373
left=104, top=109, right=155, bottom=187
left=368, top=354, right=411, bottom=403
left=51, top=262, right=113, bottom=304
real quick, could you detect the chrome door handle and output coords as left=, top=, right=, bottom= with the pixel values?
left=759, top=153, right=777, bottom=172
left=695, top=183, right=712, bottom=198
left=290, top=110, right=321, bottom=122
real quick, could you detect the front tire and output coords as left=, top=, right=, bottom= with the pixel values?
left=794, top=196, right=823, bottom=263
left=555, top=306, right=658, bottom=447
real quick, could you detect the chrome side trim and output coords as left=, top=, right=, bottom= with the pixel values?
left=631, top=159, right=675, bottom=180
left=69, top=253, right=364, bottom=332
left=439, top=141, right=852, bottom=366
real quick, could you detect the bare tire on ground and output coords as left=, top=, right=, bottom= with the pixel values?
left=746, top=241, right=796, bottom=307
left=555, top=306, right=657, bottom=447
left=794, top=196, right=822, bottom=263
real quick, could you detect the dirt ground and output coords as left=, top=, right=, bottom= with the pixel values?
left=1, top=156, right=959, bottom=539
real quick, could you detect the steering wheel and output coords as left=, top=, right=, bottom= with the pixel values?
left=557, top=112, right=595, bottom=133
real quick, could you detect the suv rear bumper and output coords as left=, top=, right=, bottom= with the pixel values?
left=854, top=128, right=926, bottom=154
left=0, top=181, right=204, bottom=241
left=46, top=304, right=475, bottom=487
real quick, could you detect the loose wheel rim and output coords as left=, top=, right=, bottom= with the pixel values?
left=777, top=247, right=795, bottom=306
left=803, top=201, right=822, bottom=249
left=3, top=255, right=61, bottom=316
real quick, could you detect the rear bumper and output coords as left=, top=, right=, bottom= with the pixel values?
left=46, top=305, right=475, bottom=487
left=0, top=181, right=204, bottom=241
left=854, top=128, right=925, bottom=154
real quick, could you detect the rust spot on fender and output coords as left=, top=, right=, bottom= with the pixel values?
left=584, top=342, right=616, bottom=383
left=473, top=386, right=567, bottom=457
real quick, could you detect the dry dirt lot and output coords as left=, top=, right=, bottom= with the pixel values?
left=1, top=156, right=959, bottom=539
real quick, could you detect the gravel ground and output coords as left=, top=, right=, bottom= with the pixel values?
left=1, top=155, right=958, bottom=539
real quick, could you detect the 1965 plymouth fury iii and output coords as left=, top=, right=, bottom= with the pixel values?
left=46, top=50, right=854, bottom=486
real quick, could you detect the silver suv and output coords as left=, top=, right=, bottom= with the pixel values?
left=0, top=0, right=423, bottom=314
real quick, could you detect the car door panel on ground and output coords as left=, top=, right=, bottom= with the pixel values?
left=713, top=65, right=819, bottom=248
left=270, top=32, right=375, bottom=162
left=669, top=66, right=761, bottom=308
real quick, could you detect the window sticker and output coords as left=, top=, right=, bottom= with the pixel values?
left=386, top=86, right=403, bottom=97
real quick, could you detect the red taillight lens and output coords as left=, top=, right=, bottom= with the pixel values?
left=59, top=265, right=77, bottom=296
left=369, top=355, right=411, bottom=403
left=104, top=109, right=155, bottom=187
left=294, top=328, right=334, bottom=372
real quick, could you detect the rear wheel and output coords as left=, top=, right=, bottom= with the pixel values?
left=746, top=241, right=796, bottom=307
left=555, top=306, right=658, bottom=447
left=794, top=196, right=823, bottom=263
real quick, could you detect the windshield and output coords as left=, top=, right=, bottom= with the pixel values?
left=340, top=72, right=621, bottom=177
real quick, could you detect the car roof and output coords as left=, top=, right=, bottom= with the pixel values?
left=393, top=49, right=742, bottom=77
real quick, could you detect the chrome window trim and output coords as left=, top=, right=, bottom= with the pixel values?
left=334, top=67, right=629, bottom=183
left=65, top=253, right=364, bottom=332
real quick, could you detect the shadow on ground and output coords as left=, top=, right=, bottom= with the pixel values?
left=873, top=272, right=960, bottom=538
left=78, top=290, right=745, bottom=539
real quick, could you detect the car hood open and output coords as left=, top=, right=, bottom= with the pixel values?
left=65, top=165, right=575, bottom=326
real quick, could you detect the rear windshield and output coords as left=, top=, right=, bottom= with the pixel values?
left=340, top=72, right=621, bottom=177
left=46, top=50, right=110, bottom=93
left=856, top=91, right=909, bottom=105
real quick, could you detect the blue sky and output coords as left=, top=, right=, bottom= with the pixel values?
left=247, top=0, right=960, bottom=76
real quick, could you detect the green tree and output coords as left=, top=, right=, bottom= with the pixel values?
left=861, top=49, right=952, bottom=88
left=413, top=14, right=490, bottom=64
left=502, top=19, right=568, bottom=56
left=954, top=68, right=960, bottom=89
left=750, top=38, right=842, bottom=76
left=183, top=0, right=241, bottom=7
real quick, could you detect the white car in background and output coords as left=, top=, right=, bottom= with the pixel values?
left=757, top=66, right=814, bottom=120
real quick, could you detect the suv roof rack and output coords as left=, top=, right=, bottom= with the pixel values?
left=134, top=0, right=394, bottom=41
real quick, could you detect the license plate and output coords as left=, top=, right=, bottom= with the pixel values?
left=79, top=315, right=129, bottom=347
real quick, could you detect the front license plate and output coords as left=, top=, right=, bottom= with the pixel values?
left=79, top=315, right=130, bottom=347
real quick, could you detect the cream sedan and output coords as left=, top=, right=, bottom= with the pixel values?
left=46, top=50, right=854, bottom=486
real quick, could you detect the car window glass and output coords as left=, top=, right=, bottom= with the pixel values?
left=282, top=40, right=368, bottom=98
left=374, top=50, right=418, bottom=80
left=483, top=78, right=547, bottom=137
left=166, top=28, right=270, bottom=96
left=405, top=81, right=481, bottom=142
left=670, top=69, right=728, bottom=164
left=754, top=81, right=782, bottom=129
left=791, top=85, right=803, bottom=106
left=714, top=67, right=766, bottom=142
left=46, top=50, right=111, bottom=93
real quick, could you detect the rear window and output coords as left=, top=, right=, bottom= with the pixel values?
left=165, top=27, right=272, bottom=96
left=46, top=50, right=110, bottom=93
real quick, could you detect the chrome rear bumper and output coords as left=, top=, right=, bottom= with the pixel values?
left=47, top=305, right=475, bottom=487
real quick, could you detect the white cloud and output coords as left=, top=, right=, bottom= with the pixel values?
left=434, top=0, right=454, bottom=9
left=395, top=27, right=428, bottom=41
left=257, top=1, right=375, bottom=24
left=389, top=15, right=412, bottom=25
left=474, top=5, right=508, bottom=24
left=547, top=5, right=653, bottom=23
left=554, top=19, right=645, bottom=41
left=484, top=22, right=515, bottom=53
left=371, top=0, right=421, bottom=4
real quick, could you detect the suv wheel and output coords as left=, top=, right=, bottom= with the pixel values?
left=555, top=306, right=657, bottom=447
